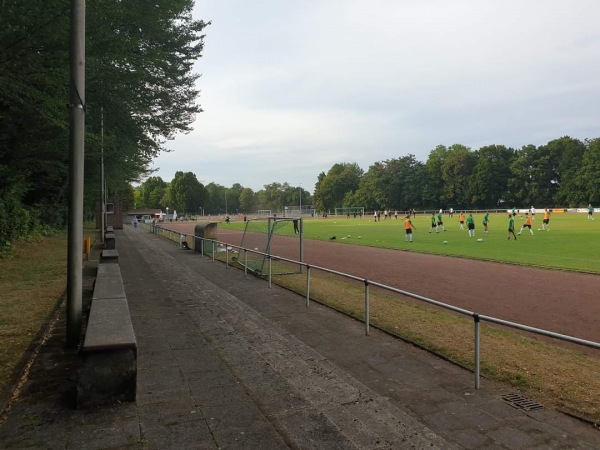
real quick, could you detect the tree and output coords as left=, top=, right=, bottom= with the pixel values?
left=0, top=0, right=209, bottom=240
left=469, top=145, right=515, bottom=208
left=538, top=136, right=585, bottom=206
left=439, top=144, right=475, bottom=208
left=239, top=188, right=256, bottom=213
left=314, top=163, right=363, bottom=211
left=138, top=177, right=167, bottom=209
left=574, top=138, right=600, bottom=204
left=205, top=183, right=227, bottom=214
left=507, top=145, right=552, bottom=206
left=168, top=172, right=207, bottom=214
left=424, top=145, right=449, bottom=207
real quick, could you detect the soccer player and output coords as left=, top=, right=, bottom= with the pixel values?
left=458, top=212, right=465, bottom=230
left=437, top=211, right=446, bottom=231
left=542, top=209, right=551, bottom=231
left=518, top=213, right=534, bottom=235
left=588, top=204, right=594, bottom=220
left=482, top=211, right=490, bottom=234
left=429, top=212, right=438, bottom=233
left=507, top=214, right=517, bottom=240
left=466, top=213, right=475, bottom=237
left=404, top=214, right=416, bottom=242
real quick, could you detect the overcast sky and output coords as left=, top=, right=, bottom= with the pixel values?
left=150, top=0, right=600, bottom=193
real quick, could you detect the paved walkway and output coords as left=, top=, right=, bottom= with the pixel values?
left=1, top=226, right=599, bottom=449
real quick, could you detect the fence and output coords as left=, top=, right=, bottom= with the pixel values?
left=141, top=223, right=600, bottom=390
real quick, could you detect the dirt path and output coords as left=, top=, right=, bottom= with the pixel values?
left=161, top=222, right=600, bottom=343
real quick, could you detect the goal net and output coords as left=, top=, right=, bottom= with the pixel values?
left=284, top=205, right=316, bottom=218
left=334, top=207, right=365, bottom=217
left=256, top=209, right=272, bottom=218
left=238, top=217, right=303, bottom=276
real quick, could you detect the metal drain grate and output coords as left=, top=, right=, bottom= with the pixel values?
left=502, top=393, right=544, bottom=411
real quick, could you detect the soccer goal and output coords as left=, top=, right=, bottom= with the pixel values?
left=238, top=217, right=303, bottom=276
left=334, top=207, right=365, bottom=217
left=256, top=209, right=272, bottom=218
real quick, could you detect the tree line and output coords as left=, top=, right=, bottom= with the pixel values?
left=314, top=137, right=600, bottom=212
left=0, top=0, right=208, bottom=252
left=134, top=174, right=312, bottom=216
left=137, top=134, right=600, bottom=217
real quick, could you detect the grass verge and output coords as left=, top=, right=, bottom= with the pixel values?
left=0, top=233, right=68, bottom=398
left=269, top=269, right=600, bottom=421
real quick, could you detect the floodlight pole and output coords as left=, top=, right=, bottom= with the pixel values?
left=299, top=183, right=302, bottom=217
left=66, top=0, right=85, bottom=349
left=100, top=106, right=105, bottom=244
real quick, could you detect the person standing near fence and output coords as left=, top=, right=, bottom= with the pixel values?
left=458, top=212, right=465, bottom=230
left=404, top=214, right=416, bottom=242
left=588, top=204, right=594, bottom=220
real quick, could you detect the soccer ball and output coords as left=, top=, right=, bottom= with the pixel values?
left=443, top=240, right=448, bottom=244
left=477, top=238, right=483, bottom=242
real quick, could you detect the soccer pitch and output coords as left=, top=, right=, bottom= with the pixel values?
left=227, top=212, right=600, bottom=273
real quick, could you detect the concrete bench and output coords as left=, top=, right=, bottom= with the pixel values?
left=78, top=297, right=137, bottom=408
left=93, top=264, right=126, bottom=300
left=105, top=232, right=116, bottom=249
left=100, top=249, right=119, bottom=263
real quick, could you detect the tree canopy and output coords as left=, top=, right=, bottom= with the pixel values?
left=0, top=0, right=208, bottom=248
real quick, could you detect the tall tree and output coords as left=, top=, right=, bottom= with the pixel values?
left=439, top=144, right=475, bottom=208
left=538, top=136, right=585, bottom=206
left=239, top=188, right=256, bottom=213
left=314, top=163, right=363, bottom=211
left=138, top=176, right=167, bottom=209
left=168, top=171, right=207, bottom=214
left=574, top=138, right=600, bottom=204
left=0, top=0, right=209, bottom=237
left=469, top=145, right=515, bottom=208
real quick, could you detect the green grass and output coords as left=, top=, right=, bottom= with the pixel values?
left=0, top=233, right=68, bottom=396
left=228, top=212, right=600, bottom=272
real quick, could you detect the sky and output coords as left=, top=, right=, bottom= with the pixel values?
left=150, top=0, right=600, bottom=193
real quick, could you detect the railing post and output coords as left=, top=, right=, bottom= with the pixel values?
left=212, top=240, right=215, bottom=262
left=364, top=280, right=370, bottom=336
left=200, top=238, right=204, bottom=258
left=474, top=313, right=481, bottom=389
left=244, top=250, right=248, bottom=277
left=306, top=265, right=311, bottom=307
left=268, top=255, right=272, bottom=288
left=225, top=246, right=229, bottom=268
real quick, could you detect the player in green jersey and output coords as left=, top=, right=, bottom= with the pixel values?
left=507, top=214, right=517, bottom=240
left=466, top=214, right=475, bottom=237
left=482, top=212, right=490, bottom=234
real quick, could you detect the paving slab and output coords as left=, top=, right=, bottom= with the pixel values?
left=1, top=225, right=600, bottom=449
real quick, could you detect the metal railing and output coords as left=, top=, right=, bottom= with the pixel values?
left=142, top=223, right=600, bottom=389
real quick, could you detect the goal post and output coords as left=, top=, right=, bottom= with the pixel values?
left=334, top=207, right=365, bottom=217
left=256, top=209, right=272, bottom=218
left=238, top=217, right=304, bottom=276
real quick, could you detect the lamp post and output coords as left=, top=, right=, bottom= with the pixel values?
left=299, top=183, right=302, bottom=217
left=166, top=207, right=169, bottom=222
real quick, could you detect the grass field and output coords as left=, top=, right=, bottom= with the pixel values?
left=228, top=212, right=600, bottom=273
